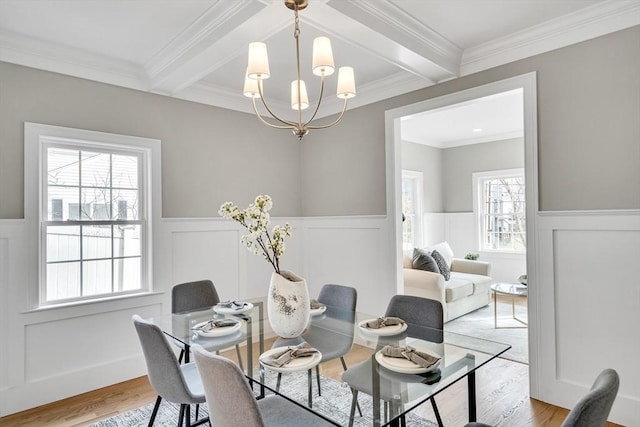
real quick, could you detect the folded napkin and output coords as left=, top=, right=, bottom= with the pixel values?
left=310, top=299, right=326, bottom=310
left=217, top=300, right=248, bottom=310
left=365, top=316, right=405, bottom=329
left=261, top=343, right=319, bottom=368
left=193, top=318, right=238, bottom=332
left=381, top=345, right=441, bottom=368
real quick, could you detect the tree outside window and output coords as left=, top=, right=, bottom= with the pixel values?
left=474, top=169, right=526, bottom=253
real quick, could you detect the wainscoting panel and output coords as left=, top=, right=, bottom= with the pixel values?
left=422, top=212, right=526, bottom=283
left=302, top=217, right=393, bottom=314
left=24, top=304, right=160, bottom=383
left=536, top=212, right=640, bottom=426
left=170, top=229, right=241, bottom=300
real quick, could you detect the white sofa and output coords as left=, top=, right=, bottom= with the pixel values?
left=403, top=244, right=493, bottom=322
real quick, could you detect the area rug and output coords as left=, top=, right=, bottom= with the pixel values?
left=89, top=372, right=438, bottom=427
left=445, top=300, right=528, bottom=364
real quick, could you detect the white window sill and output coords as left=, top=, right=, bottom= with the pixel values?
left=23, top=291, right=164, bottom=314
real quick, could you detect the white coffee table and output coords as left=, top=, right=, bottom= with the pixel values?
left=491, top=282, right=528, bottom=328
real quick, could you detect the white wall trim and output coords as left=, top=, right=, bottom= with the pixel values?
left=534, top=211, right=640, bottom=426
left=461, top=0, right=640, bottom=76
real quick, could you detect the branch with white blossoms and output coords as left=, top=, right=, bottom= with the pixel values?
left=219, top=195, right=292, bottom=274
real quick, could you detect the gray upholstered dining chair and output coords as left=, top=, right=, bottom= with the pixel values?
left=303, top=284, right=358, bottom=396
left=342, top=295, right=445, bottom=427
left=132, top=315, right=209, bottom=427
left=270, top=284, right=359, bottom=411
left=466, top=368, right=620, bottom=427
left=191, top=345, right=336, bottom=427
left=172, top=279, right=245, bottom=369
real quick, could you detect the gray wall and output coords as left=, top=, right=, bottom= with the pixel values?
left=1, top=26, right=639, bottom=218
left=0, top=62, right=301, bottom=219
left=443, top=138, right=525, bottom=212
left=303, top=25, right=640, bottom=213
left=400, top=141, right=443, bottom=212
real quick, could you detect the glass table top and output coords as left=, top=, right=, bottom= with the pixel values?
left=149, top=297, right=511, bottom=427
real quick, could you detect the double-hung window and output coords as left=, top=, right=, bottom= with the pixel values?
left=26, top=123, right=159, bottom=307
left=473, top=169, right=526, bottom=253
left=401, top=170, right=424, bottom=250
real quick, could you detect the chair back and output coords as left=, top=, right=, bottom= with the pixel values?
left=561, top=369, right=620, bottom=427
left=385, top=295, right=444, bottom=343
left=192, top=345, right=265, bottom=427
left=305, top=284, right=358, bottom=360
left=132, top=315, right=199, bottom=403
left=172, top=279, right=220, bottom=314
left=317, top=284, right=357, bottom=311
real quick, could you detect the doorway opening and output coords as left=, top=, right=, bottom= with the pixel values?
left=385, top=73, right=538, bottom=373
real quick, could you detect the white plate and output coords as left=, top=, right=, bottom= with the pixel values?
left=192, top=319, right=241, bottom=337
left=358, top=319, right=408, bottom=337
left=259, top=347, right=322, bottom=373
left=375, top=350, right=441, bottom=374
left=213, top=302, right=254, bottom=315
left=310, top=305, right=327, bottom=316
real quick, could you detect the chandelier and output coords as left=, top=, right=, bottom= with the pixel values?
left=243, top=0, right=356, bottom=141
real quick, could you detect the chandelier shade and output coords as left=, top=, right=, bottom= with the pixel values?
left=243, top=0, right=356, bottom=140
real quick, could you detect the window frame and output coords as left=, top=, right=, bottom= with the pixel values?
left=473, top=168, right=526, bottom=254
left=25, top=123, right=160, bottom=309
left=401, top=169, right=424, bottom=250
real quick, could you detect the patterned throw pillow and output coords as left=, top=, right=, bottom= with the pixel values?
left=431, top=249, right=450, bottom=281
left=412, top=248, right=440, bottom=273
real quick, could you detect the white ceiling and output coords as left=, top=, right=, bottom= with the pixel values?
left=1, top=0, right=638, bottom=143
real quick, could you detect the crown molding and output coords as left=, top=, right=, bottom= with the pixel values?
left=0, top=29, right=145, bottom=90
left=461, top=0, right=640, bottom=76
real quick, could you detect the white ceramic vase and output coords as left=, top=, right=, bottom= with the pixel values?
left=267, top=270, right=310, bottom=338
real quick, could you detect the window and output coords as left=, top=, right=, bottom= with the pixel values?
left=473, top=169, right=526, bottom=253
left=25, top=123, right=159, bottom=307
left=401, top=170, right=423, bottom=250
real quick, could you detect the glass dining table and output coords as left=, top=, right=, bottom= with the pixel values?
left=148, top=297, right=511, bottom=427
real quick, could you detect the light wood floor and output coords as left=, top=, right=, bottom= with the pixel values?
left=0, top=335, right=620, bottom=427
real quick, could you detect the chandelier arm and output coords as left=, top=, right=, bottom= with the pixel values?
left=256, top=81, right=298, bottom=128
left=302, top=75, right=325, bottom=127
left=306, top=98, right=349, bottom=130
left=252, top=97, right=294, bottom=130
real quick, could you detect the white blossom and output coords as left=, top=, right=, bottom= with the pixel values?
left=219, top=195, right=290, bottom=273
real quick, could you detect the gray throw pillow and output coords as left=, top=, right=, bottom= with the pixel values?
left=412, top=248, right=440, bottom=274
left=431, top=249, right=450, bottom=281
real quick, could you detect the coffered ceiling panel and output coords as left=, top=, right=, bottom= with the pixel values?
left=0, top=0, right=638, bottom=140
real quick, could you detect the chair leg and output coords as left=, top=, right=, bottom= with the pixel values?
left=178, top=404, right=185, bottom=427
left=185, top=403, right=191, bottom=427
left=235, top=344, right=244, bottom=371
left=178, top=349, right=185, bottom=364
left=430, top=397, right=444, bottom=427
left=276, top=373, right=282, bottom=392
left=340, top=357, right=362, bottom=417
left=148, top=395, right=162, bottom=427
left=348, top=388, right=359, bottom=427
left=315, top=364, right=321, bottom=396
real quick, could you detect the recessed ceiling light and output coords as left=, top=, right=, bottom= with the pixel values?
left=472, top=128, right=483, bottom=132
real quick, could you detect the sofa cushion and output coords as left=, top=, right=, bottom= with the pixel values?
left=450, top=272, right=493, bottom=295
left=431, top=250, right=450, bottom=281
left=445, top=278, right=474, bottom=302
left=428, top=242, right=454, bottom=268
left=412, top=248, right=440, bottom=273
